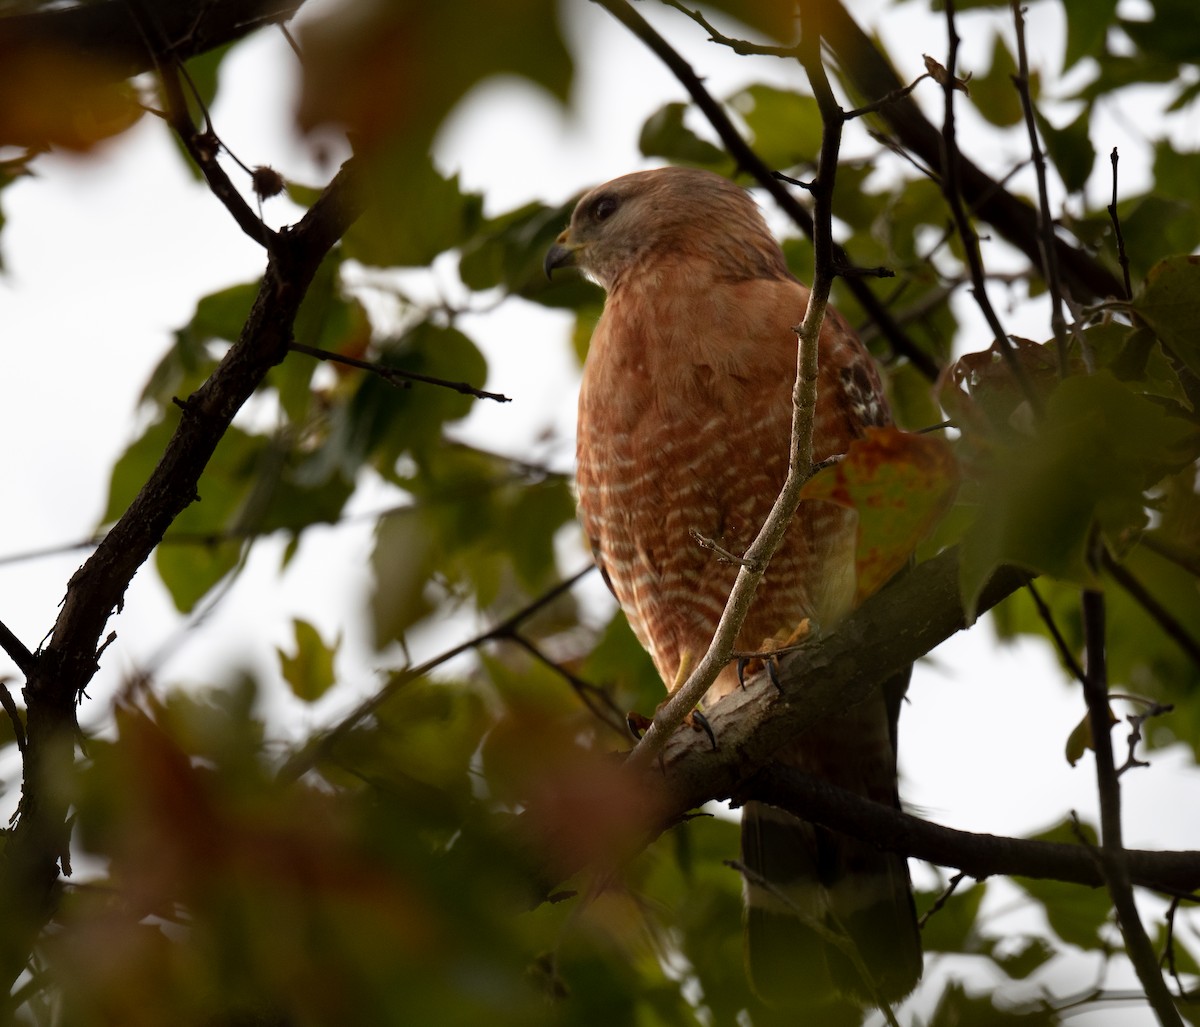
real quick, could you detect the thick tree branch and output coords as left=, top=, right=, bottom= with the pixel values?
left=0, top=158, right=365, bottom=997
left=749, top=766, right=1200, bottom=896
left=522, top=549, right=1200, bottom=909
left=0, top=0, right=304, bottom=82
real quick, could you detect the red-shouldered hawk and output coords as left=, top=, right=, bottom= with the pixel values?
left=545, top=167, right=921, bottom=1008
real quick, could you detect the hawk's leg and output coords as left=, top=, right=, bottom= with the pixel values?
left=735, top=618, right=813, bottom=692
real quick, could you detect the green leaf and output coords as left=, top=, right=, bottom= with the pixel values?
left=277, top=619, right=340, bottom=703
left=1061, top=0, right=1119, bottom=70
left=296, top=0, right=571, bottom=152
left=458, top=197, right=600, bottom=309
left=986, top=935, right=1056, bottom=980
left=1120, top=0, right=1200, bottom=64
left=958, top=371, right=1200, bottom=616
left=1037, top=107, right=1095, bottom=194
left=1133, top=254, right=1200, bottom=379
left=638, top=103, right=729, bottom=169
left=969, top=34, right=1024, bottom=128
left=342, top=149, right=484, bottom=268
left=727, top=84, right=823, bottom=170
left=1015, top=819, right=1112, bottom=949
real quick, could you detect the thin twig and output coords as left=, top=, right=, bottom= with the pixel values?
left=501, top=630, right=629, bottom=738
left=1025, top=581, right=1087, bottom=685
left=1103, top=552, right=1200, bottom=668
left=0, top=681, right=27, bottom=755
left=919, top=870, right=968, bottom=928
left=0, top=620, right=35, bottom=678
left=1107, top=148, right=1134, bottom=301
left=277, top=566, right=595, bottom=782
left=127, top=0, right=275, bottom=248
left=1010, top=0, right=1069, bottom=376
left=288, top=341, right=511, bottom=403
left=937, top=0, right=1041, bottom=413
left=1080, top=585, right=1184, bottom=1025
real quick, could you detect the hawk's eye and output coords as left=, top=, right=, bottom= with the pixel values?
left=591, top=194, right=619, bottom=222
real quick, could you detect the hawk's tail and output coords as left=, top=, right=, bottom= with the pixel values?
left=740, top=669, right=921, bottom=1010
left=741, top=801, right=921, bottom=1009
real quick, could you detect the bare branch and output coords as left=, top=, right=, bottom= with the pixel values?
left=0, top=621, right=35, bottom=679
left=1, top=157, right=366, bottom=996
left=289, top=341, right=511, bottom=403
left=1081, top=586, right=1184, bottom=1025
left=936, top=0, right=1040, bottom=412
left=1108, top=148, right=1135, bottom=301
left=0, top=681, right=26, bottom=756
left=1010, top=0, right=1070, bottom=376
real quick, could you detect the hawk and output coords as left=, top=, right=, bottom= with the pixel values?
left=545, top=166, right=922, bottom=1007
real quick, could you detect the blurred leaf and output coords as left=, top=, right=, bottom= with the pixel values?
left=800, top=427, right=959, bottom=603
left=296, top=0, right=571, bottom=152
left=1134, top=254, right=1200, bottom=379
left=369, top=507, right=438, bottom=646
left=958, top=371, right=1200, bottom=616
left=1037, top=107, right=1095, bottom=194
left=638, top=103, right=729, bottom=168
left=278, top=619, right=340, bottom=703
left=343, top=149, right=483, bottom=268
left=728, top=84, right=823, bottom=169
left=969, top=34, right=1024, bottom=128
left=928, top=980, right=1059, bottom=1025
left=581, top=608, right=664, bottom=716
left=986, top=935, right=1056, bottom=980
left=1120, top=0, right=1200, bottom=64
left=0, top=45, right=141, bottom=150
left=1015, top=819, right=1112, bottom=949
left=917, top=878, right=987, bottom=954
left=458, top=196, right=600, bottom=307
left=1062, top=0, right=1119, bottom=70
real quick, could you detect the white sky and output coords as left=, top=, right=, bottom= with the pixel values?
left=0, top=1, right=1195, bottom=1023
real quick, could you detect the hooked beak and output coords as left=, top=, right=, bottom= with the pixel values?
left=544, top=232, right=578, bottom=279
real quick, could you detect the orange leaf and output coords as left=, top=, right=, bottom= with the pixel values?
left=800, top=427, right=959, bottom=603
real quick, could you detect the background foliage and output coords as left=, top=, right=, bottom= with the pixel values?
left=0, top=0, right=1198, bottom=1024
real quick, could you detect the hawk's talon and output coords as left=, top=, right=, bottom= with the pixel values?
left=766, top=656, right=784, bottom=694
left=736, top=656, right=750, bottom=689
left=691, top=709, right=718, bottom=750
left=627, top=711, right=652, bottom=741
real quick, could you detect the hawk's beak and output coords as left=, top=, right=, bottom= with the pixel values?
left=544, top=232, right=578, bottom=279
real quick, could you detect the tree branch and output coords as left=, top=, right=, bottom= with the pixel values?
left=1080, top=587, right=1184, bottom=1025
left=748, top=765, right=1200, bottom=896
left=1010, top=0, right=1069, bottom=376
left=0, top=0, right=305, bottom=83
left=289, top=341, right=511, bottom=403
left=0, top=157, right=365, bottom=997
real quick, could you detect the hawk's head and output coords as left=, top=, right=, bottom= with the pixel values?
left=544, top=166, right=788, bottom=292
